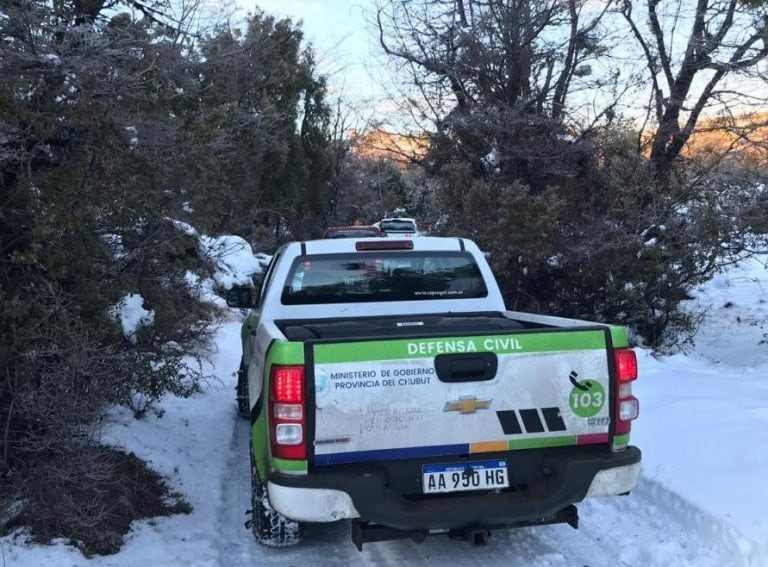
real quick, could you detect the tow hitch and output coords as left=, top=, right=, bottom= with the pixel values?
left=351, top=521, right=428, bottom=551
left=350, top=505, right=579, bottom=551
left=448, top=527, right=492, bottom=546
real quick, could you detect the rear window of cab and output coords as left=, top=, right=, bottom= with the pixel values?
left=281, top=251, right=488, bottom=305
left=380, top=220, right=416, bottom=232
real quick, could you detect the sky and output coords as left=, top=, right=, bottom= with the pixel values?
left=226, top=1, right=768, bottom=133
left=230, top=0, right=656, bottom=132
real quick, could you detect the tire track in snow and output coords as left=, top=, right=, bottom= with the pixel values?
left=579, top=476, right=763, bottom=567
left=268, top=476, right=757, bottom=566
left=209, top=409, right=757, bottom=567
left=213, top=409, right=363, bottom=566
left=349, top=475, right=755, bottom=567
left=211, top=465, right=756, bottom=567
left=214, top=409, right=259, bottom=565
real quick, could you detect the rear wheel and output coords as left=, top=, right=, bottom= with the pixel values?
left=250, top=447, right=304, bottom=547
left=236, top=360, right=249, bottom=418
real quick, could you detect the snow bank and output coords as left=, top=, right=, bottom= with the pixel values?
left=199, top=234, right=267, bottom=290
left=165, top=219, right=271, bottom=306
left=110, top=293, right=155, bottom=343
left=634, top=252, right=768, bottom=550
left=168, top=218, right=197, bottom=237
left=682, top=255, right=768, bottom=367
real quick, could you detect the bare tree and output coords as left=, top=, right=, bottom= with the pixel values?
left=372, top=0, right=635, bottom=191
left=374, top=0, right=620, bottom=125
left=620, top=0, right=768, bottom=182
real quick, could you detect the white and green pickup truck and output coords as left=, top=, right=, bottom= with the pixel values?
left=226, top=237, right=641, bottom=549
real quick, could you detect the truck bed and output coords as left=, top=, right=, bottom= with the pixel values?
left=276, top=312, right=544, bottom=341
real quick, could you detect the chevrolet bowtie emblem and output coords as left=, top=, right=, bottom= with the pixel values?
left=443, top=396, right=492, bottom=414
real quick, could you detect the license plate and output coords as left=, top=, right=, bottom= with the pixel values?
left=422, top=459, right=509, bottom=494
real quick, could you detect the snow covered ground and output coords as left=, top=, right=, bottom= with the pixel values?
left=632, top=255, right=768, bottom=557
left=2, top=256, right=767, bottom=566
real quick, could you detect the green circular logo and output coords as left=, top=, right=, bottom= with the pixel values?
left=568, top=380, right=605, bottom=418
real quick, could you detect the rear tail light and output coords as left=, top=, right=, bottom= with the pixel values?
left=269, top=365, right=306, bottom=460
left=272, top=366, right=303, bottom=402
left=615, top=348, right=638, bottom=381
left=613, top=348, right=639, bottom=441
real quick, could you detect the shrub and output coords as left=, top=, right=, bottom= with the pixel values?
left=431, top=128, right=765, bottom=348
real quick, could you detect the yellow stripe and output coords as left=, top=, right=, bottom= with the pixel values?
left=470, top=441, right=508, bottom=453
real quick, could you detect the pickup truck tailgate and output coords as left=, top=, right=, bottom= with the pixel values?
left=311, top=328, right=614, bottom=466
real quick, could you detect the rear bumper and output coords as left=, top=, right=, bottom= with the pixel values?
left=268, top=445, right=641, bottom=528
left=267, top=484, right=361, bottom=522
left=586, top=461, right=641, bottom=497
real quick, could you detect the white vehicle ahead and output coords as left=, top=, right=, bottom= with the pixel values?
left=226, top=237, right=641, bottom=550
left=377, top=217, right=419, bottom=237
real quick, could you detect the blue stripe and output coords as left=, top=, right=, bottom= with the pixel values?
left=314, top=443, right=469, bottom=466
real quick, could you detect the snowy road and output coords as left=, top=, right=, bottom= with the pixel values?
left=4, top=321, right=754, bottom=567
left=214, top=417, right=752, bottom=567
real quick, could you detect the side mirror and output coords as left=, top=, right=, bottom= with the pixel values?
left=226, top=286, right=256, bottom=308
